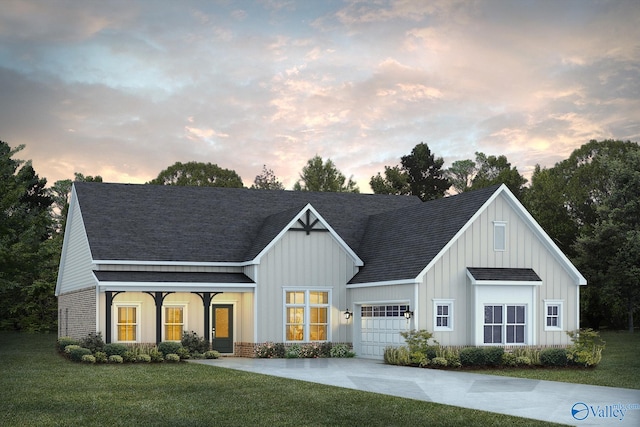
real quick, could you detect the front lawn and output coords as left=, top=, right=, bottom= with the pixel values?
left=0, top=332, right=559, bottom=427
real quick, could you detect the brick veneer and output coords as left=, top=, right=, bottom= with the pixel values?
left=58, top=286, right=96, bottom=340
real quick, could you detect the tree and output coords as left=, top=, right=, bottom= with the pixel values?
left=470, top=152, right=527, bottom=199
left=574, top=150, right=640, bottom=332
left=370, top=165, right=410, bottom=196
left=0, top=141, right=55, bottom=331
left=446, top=159, right=476, bottom=194
left=293, top=155, right=359, bottom=192
left=51, top=173, right=103, bottom=234
left=251, top=165, right=284, bottom=190
left=400, top=143, right=450, bottom=201
left=148, top=161, right=244, bottom=187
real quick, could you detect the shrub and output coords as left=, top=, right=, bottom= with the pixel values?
left=94, top=351, right=108, bottom=363
left=79, top=332, right=105, bottom=353
left=176, top=347, right=190, bottom=360
left=123, top=350, right=138, bottom=363
left=460, top=347, right=486, bottom=367
left=136, top=354, right=152, bottom=363
left=511, top=347, right=541, bottom=366
left=299, top=343, right=321, bottom=358
left=108, top=355, right=123, bottom=364
left=431, top=357, right=448, bottom=367
left=502, top=352, right=517, bottom=367
left=285, top=344, right=301, bottom=358
left=81, top=354, right=96, bottom=364
left=64, top=344, right=81, bottom=355
left=204, top=350, right=220, bottom=359
left=437, top=346, right=461, bottom=368
left=515, top=356, right=531, bottom=366
left=410, top=351, right=427, bottom=366
left=158, top=341, right=183, bottom=357
left=181, top=331, right=209, bottom=354
left=69, top=347, right=92, bottom=362
left=165, top=353, right=180, bottom=362
left=540, top=348, right=568, bottom=367
left=484, top=347, right=504, bottom=366
left=383, top=346, right=411, bottom=366
left=255, top=342, right=285, bottom=358
left=104, top=343, right=127, bottom=357
left=191, top=352, right=204, bottom=359
left=318, top=342, right=333, bottom=358
left=57, top=337, right=78, bottom=352
left=567, top=328, right=605, bottom=367
left=330, top=344, right=355, bottom=358
left=400, top=330, right=438, bottom=354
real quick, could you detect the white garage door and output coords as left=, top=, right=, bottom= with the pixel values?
left=358, top=304, right=410, bottom=359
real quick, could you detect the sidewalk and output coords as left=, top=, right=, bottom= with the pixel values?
left=191, top=357, right=640, bottom=426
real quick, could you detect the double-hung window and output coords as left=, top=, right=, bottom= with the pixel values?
left=544, top=300, right=563, bottom=331
left=164, top=306, right=185, bottom=341
left=483, top=304, right=526, bottom=344
left=115, top=304, right=139, bottom=342
left=285, top=290, right=329, bottom=342
left=433, top=299, right=454, bottom=331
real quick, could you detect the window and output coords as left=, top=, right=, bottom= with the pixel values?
left=116, top=305, right=139, bottom=342
left=433, top=300, right=454, bottom=331
left=483, top=304, right=526, bottom=344
left=285, top=290, right=329, bottom=342
left=360, top=304, right=410, bottom=317
left=164, top=306, right=185, bottom=341
left=544, top=300, right=563, bottom=331
left=494, top=221, right=507, bottom=251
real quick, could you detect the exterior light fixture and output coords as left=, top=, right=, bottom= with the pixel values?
left=403, top=310, right=413, bottom=319
left=344, top=309, right=352, bottom=320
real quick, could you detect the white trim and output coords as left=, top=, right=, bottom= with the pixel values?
left=347, top=279, right=417, bottom=288
left=98, top=283, right=255, bottom=293
left=254, top=204, right=363, bottom=266
left=493, top=221, right=507, bottom=252
left=162, top=303, right=188, bottom=341
left=93, top=260, right=257, bottom=267
left=283, top=288, right=332, bottom=343
left=433, top=299, right=454, bottom=331
left=113, top=302, right=141, bottom=343
left=543, top=299, right=564, bottom=331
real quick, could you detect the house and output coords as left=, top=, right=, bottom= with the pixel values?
left=55, top=182, right=586, bottom=358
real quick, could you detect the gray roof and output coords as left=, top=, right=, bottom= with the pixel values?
left=94, top=271, right=253, bottom=284
left=467, top=267, right=541, bottom=282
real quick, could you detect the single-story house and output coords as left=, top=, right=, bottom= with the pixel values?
left=56, top=182, right=586, bottom=358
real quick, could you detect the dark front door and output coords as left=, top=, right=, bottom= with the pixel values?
left=212, top=304, right=233, bottom=353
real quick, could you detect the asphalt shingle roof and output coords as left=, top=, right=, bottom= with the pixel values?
left=93, top=271, right=254, bottom=283
left=467, top=267, right=541, bottom=282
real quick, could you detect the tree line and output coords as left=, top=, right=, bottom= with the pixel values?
left=0, top=139, right=638, bottom=332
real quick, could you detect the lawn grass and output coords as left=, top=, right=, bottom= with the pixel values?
left=466, top=330, right=640, bottom=389
left=0, top=333, right=559, bottom=427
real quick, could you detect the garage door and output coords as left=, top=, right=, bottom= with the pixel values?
left=358, top=304, right=410, bottom=359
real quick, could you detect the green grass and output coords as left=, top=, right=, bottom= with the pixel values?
left=466, top=330, right=640, bottom=389
left=0, top=333, right=559, bottom=427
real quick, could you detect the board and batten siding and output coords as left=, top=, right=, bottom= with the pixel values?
left=423, top=192, right=579, bottom=347
left=56, top=193, right=96, bottom=296
left=255, top=229, right=357, bottom=343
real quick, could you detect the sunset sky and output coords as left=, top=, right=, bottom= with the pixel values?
left=1, top=0, right=639, bottom=191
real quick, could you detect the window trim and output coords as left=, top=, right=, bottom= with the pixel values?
left=544, top=300, right=564, bottom=331
left=483, top=303, right=527, bottom=345
left=113, top=303, right=141, bottom=343
left=163, top=304, right=188, bottom=341
left=283, top=289, right=331, bottom=343
left=493, top=221, right=507, bottom=251
left=433, top=299, right=454, bottom=331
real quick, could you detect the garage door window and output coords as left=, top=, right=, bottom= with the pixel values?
left=285, top=290, right=329, bottom=342
left=361, top=304, right=409, bottom=317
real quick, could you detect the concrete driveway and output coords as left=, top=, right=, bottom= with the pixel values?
left=191, top=357, right=640, bottom=426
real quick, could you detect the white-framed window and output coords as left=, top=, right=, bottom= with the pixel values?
left=494, top=221, right=507, bottom=251
left=433, top=299, right=454, bottom=331
left=483, top=304, right=526, bottom=344
left=114, top=303, right=140, bottom=343
left=164, top=305, right=187, bottom=341
left=284, top=289, right=330, bottom=342
left=544, top=300, right=563, bottom=331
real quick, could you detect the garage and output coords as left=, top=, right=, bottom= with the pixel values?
left=357, top=304, right=411, bottom=359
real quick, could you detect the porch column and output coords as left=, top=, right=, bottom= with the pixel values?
left=193, top=292, right=222, bottom=348
left=104, top=291, right=124, bottom=344
left=144, top=292, right=174, bottom=345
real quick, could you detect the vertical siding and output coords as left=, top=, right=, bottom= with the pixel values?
left=422, top=193, right=579, bottom=346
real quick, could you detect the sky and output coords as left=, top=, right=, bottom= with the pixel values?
left=1, top=0, right=639, bottom=192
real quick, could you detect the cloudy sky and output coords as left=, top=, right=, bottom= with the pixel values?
left=1, top=0, right=639, bottom=191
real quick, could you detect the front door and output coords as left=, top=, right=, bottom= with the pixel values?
left=212, top=304, right=233, bottom=353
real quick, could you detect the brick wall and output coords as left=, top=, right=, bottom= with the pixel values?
left=58, top=287, right=96, bottom=340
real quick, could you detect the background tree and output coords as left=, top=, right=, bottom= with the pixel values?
left=293, top=155, right=359, bottom=192
left=51, top=173, right=103, bottom=233
left=469, top=152, right=527, bottom=199
left=401, top=143, right=450, bottom=201
left=446, top=159, right=476, bottom=194
left=148, top=161, right=244, bottom=187
left=251, top=165, right=284, bottom=190
left=369, top=165, right=410, bottom=196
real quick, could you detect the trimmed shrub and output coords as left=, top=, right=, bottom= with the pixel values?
left=255, top=342, right=285, bottom=358
left=94, top=351, right=108, bottom=363
left=285, top=344, right=301, bottom=359
left=149, top=347, right=164, bottom=363
left=104, top=343, right=127, bottom=357
left=484, top=347, right=504, bottom=366
left=319, top=342, right=333, bottom=358
left=158, top=341, right=182, bottom=356
left=108, top=355, right=123, bottom=364
left=431, top=357, right=448, bottom=367
left=460, top=347, right=486, bottom=367
left=79, top=332, right=105, bottom=353
left=69, top=347, right=92, bottom=362
left=540, top=348, right=568, bottom=367
left=81, top=354, right=96, bottom=364
left=64, top=344, right=81, bottom=355
left=165, top=353, right=180, bottom=362
left=181, top=331, right=209, bottom=354
left=123, top=350, right=137, bottom=363
left=515, top=356, right=532, bottom=366
left=57, top=337, right=78, bottom=352
left=299, top=343, right=321, bottom=358
left=204, top=350, right=220, bottom=359
left=330, top=344, right=355, bottom=358
left=176, top=347, right=190, bottom=360
left=502, top=352, right=517, bottom=367
left=136, top=354, right=152, bottom=363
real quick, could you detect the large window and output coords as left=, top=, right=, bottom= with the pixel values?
left=285, top=290, right=329, bottom=342
left=116, top=305, right=139, bottom=342
left=544, top=300, right=563, bottom=331
left=433, top=300, right=454, bottom=331
left=164, top=306, right=185, bottom=341
left=484, top=304, right=525, bottom=344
